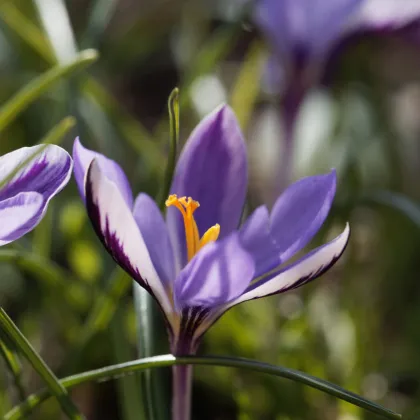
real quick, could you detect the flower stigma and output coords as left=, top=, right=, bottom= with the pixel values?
left=166, top=194, right=220, bottom=261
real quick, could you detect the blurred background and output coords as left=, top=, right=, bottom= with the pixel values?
left=2, top=0, right=420, bottom=419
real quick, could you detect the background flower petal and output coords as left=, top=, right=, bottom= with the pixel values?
left=73, top=137, right=133, bottom=208
left=85, top=159, right=171, bottom=315
left=0, top=192, right=44, bottom=246
left=227, top=223, right=350, bottom=307
left=0, top=144, right=72, bottom=203
left=173, top=233, right=255, bottom=310
left=133, top=193, right=175, bottom=286
left=270, top=170, right=337, bottom=262
left=255, top=0, right=363, bottom=61
left=167, top=105, right=248, bottom=267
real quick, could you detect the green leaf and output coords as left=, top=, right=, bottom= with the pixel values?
left=0, top=2, right=56, bottom=63
left=158, top=87, right=180, bottom=209
left=364, top=190, right=420, bottom=228
left=133, top=285, right=159, bottom=420
left=0, top=3, right=161, bottom=169
left=0, top=49, right=98, bottom=132
left=6, top=354, right=401, bottom=420
left=39, top=116, right=77, bottom=145
left=110, top=306, right=146, bottom=420
left=0, top=308, right=84, bottom=420
left=0, top=331, right=26, bottom=401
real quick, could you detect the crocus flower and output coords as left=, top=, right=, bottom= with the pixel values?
left=255, top=0, right=420, bottom=108
left=0, top=145, right=72, bottom=246
left=254, top=0, right=420, bottom=194
left=73, top=105, right=349, bottom=356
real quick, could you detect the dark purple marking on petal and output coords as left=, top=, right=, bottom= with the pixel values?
left=85, top=174, right=150, bottom=292
left=0, top=155, right=72, bottom=202
left=171, top=306, right=211, bottom=355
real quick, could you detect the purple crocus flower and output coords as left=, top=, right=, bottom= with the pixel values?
left=73, top=105, right=349, bottom=356
left=256, top=0, right=420, bottom=98
left=0, top=145, right=72, bottom=246
left=255, top=0, right=420, bottom=193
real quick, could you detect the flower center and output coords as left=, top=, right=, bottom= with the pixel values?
left=166, top=194, right=220, bottom=261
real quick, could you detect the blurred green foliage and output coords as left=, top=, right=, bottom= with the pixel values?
left=1, top=1, right=420, bottom=419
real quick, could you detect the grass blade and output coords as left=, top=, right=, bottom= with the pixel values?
left=0, top=331, right=26, bottom=401
left=0, top=49, right=98, bottom=132
left=38, top=116, right=77, bottom=145
left=5, top=354, right=401, bottom=420
left=0, top=308, right=84, bottom=419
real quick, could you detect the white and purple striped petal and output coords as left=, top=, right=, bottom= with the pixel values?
left=0, top=192, right=44, bottom=245
left=224, top=223, right=350, bottom=309
left=85, top=159, right=172, bottom=316
left=133, top=193, right=175, bottom=287
left=0, top=144, right=72, bottom=203
left=0, top=145, right=72, bottom=245
left=167, top=105, right=248, bottom=267
left=73, top=137, right=133, bottom=208
left=270, top=170, right=337, bottom=262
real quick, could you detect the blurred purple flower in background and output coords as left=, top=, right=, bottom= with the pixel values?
left=73, top=105, right=349, bottom=357
left=0, top=145, right=72, bottom=246
left=256, top=0, right=420, bottom=103
left=254, top=0, right=420, bottom=194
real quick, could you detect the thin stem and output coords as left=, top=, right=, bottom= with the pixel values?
left=172, top=365, right=192, bottom=420
left=5, top=354, right=401, bottom=420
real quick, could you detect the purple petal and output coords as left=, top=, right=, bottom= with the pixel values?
left=73, top=137, right=133, bottom=208
left=226, top=223, right=350, bottom=307
left=85, top=159, right=171, bottom=315
left=0, top=145, right=72, bottom=203
left=167, top=105, right=248, bottom=267
left=133, top=193, right=175, bottom=286
left=0, top=192, right=44, bottom=245
left=239, top=205, right=280, bottom=277
left=270, top=170, right=336, bottom=262
left=173, top=233, right=255, bottom=310
left=255, top=0, right=363, bottom=61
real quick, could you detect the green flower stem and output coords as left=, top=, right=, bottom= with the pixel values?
left=0, top=308, right=84, bottom=420
left=6, top=354, right=401, bottom=420
left=158, top=87, right=179, bottom=210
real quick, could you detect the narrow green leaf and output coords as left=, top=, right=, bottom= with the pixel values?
left=81, top=0, right=119, bottom=48
left=133, top=284, right=158, bottom=420
left=0, top=2, right=56, bottom=63
left=0, top=331, right=26, bottom=401
left=110, top=306, right=145, bottom=420
left=0, top=49, right=98, bottom=132
left=364, top=190, right=420, bottom=228
left=6, top=354, right=401, bottom=420
left=0, top=308, right=84, bottom=420
left=158, top=87, right=180, bottom=209
left=0, top=3, right=161, bottom=168
left=39, top=116, right=77, bottom=145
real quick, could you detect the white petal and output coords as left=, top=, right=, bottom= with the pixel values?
left=224, top=223, right=350, bottom=308
left=85, top=159, right=172, bottom=316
